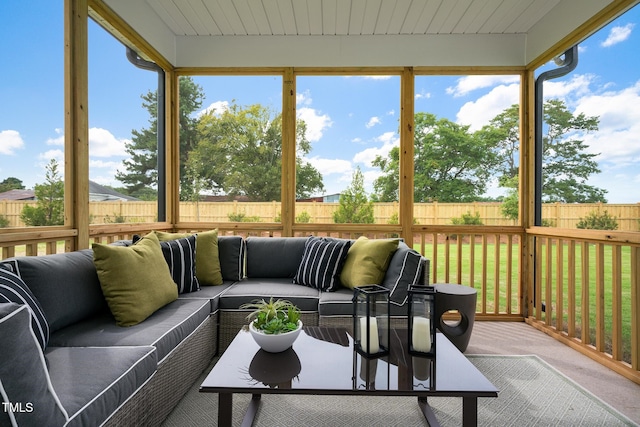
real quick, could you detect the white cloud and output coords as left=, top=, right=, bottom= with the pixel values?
left=46, top=128, right=64, bottom=146
left=601, top=23, right=635, bottom=47
left=415, top=89, right=431, bottom=100
left=297, top=107, right=332, bottom=142
left=447, top=75, right=520, bottom=97
left=198, top=100, right=229, bottom=117
left=89, top=127, right=129, bottom=157
left=296, top=90, right=313, bottom=106
left=544, top=74, right=595, bottom=99
left=0, top=130, right=24, bottom=155
left=305, top=156, right=351, bottom=176
left=353, top=132, right=398, bottom=166
left=366, top=117, right=381, bottom=128
left=456, top=83, right=520, bottom=131
left=573, top=80, right=640, bottom=164
left=38, top=149, right=64, bottom=163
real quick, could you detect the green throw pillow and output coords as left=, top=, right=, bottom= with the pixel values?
left=340, top=236, right=399, bottom=289
left=93, top=232, right=178, bottom=327
left=155, top=229, right=223, bottom=286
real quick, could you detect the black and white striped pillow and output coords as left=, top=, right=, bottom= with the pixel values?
left=158, top=235, right=200, bottom=294
left=382, top=244, right=424, bottom=305
left=133, top=234, right=200, bottom=293
left=294, top=237, right=351, bottom=291
left=0, top=260, right=50, bottom=350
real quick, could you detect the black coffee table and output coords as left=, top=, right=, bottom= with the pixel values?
left=200, top=327, right=498, bottom=427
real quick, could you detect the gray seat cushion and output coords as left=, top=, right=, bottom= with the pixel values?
left=178, top=281, right=236, bottom=312
left=48, top=299, right=210, bottom=363
left=219, top=279, right=320, bottom=311
left=46, top=345, right=156, bottom=427
left=245, top=237, right=308, bottom=278
left=12, top=250, right=108, bottom=333
left=319, top=287, right=408, bottom=317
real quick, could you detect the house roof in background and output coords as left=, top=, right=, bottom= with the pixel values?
left=89, top=181, right=140, bottom=201
left=0, top=189, right=36, bottom=200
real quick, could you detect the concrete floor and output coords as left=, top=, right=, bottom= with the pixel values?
left=466, top=321, right=640, bottom=425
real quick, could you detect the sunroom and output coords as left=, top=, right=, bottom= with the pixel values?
left=1, top=0, right=639, bottom=424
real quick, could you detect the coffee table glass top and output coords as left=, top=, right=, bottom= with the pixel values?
left=200, top=327, right=497, bottom=397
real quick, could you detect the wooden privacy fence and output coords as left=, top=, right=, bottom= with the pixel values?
left=1, top=200, right=639, bottom=230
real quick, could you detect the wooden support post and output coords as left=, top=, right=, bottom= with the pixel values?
left=399, top=67, right=414, bottom=245
left=281, top=68, right=296, bottom=237
left=65, top=0, right=89, bottom=250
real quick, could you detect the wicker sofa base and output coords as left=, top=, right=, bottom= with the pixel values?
left=103, top=312, right=217, bottom=427
left=319, top=316, right=409, bottom=335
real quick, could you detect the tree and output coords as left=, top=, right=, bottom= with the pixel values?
left=187, top=103, right=324, bottom=200
left=116, top=76, right=205, bottom=200
left=333, top=167, right=374, bottom=224
left=21, top=159, right=64, bottom=226
left=0, top=177, right=25, bottom=193
left=372, top=113, right=500, bottom=202
left=541, top=99, right=605, bottom=203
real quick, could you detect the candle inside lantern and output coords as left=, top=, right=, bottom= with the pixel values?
left=412, top=317, right=432, bottom=352
left=359, top=316, right=380, bottom=354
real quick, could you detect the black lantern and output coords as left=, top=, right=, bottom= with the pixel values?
left=407, top=285, right=436, bottom=356
left=352, top=285, right=390, bottom=358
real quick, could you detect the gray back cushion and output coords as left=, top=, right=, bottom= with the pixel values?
left=218, top=236, right=245, bottom=281
left=246, top=237, right=308, bottom=278
left=14, top=249, right=107, bottom=333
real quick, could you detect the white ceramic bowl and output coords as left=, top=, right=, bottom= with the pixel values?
left=249, top=320, right=303, bottom=353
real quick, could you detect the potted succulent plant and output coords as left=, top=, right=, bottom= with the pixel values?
left=241, top=297, right=302, bottom=352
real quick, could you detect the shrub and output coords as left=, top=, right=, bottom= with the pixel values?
left=0, top=214, right=9, bottom=228
left=451, top=211, right=483, bottom=226
left=296, top=211, right=312, bottom=223
left=576, top=210, right=618, bottom=230
left=228, top=212, right=261, bottom=222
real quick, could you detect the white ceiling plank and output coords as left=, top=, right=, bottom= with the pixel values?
left=335, top=0, right=352, bottom=35
left=426, top=0, right=457, bottom=34
left=400, top=0, right=427, bottom=34
left=148, top=0, right=194, bottom=35
left=480, top=0, right=525, bottom=33
left=504, top=0, right=560, bottom=34
left=453, top=0, right=498, bottom=34
left=183, top=0, right=221, bottom=36
left=438, top=0, right=474, bottom=34
left=263, top=0, right=285, bottom=35
left=277, top=0, right=298, bottom=35
left=491, top=0, right=532, bottom=33
left=386, top=0, right=413, bottom=35
left=292, top=1, right=311, bottom=35
left=348, top=0, right=367, bottom=35
left=203, top=0, right=235, bottom=35
left=307, top=0, right=323, bottom=35
left=412, top=0, right=442, bottom=34
left=233, top=0, right=260, bottom=35
left=322, top=0, right=337, bottom=35
left=361, top=0, right=382, bottom=35
left=217, top=0, right=248, bottom=35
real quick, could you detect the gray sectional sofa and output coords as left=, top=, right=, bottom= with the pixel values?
left=0, top=234, right=427, bottom=427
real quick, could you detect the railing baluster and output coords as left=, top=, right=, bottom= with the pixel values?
left=567, top=240, right=576, bottom=338
left=494, top=234, right=500, bottom=314
left=612, top=245, right=622, bottom=361
left=556, top=239, right=564, bottom=332
left=581, top=241, right=590, bottom=345
left=596, top=243, right=605, bottom=352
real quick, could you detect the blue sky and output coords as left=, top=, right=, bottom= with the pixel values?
left=1, top=2, right=639, bottom=203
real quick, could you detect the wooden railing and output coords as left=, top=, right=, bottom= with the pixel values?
left=527, top=227, right=640, bottom=384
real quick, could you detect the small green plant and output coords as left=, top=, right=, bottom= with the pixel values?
left=228, top=212, right=262, bottom=222
left=0, top=214, right=10, bottom=228
left=295, top=211, right=312, bottom=223
left=576, top=210, right=618, bottom=230
left=451, top=211, right=483, bottom=226
left=241, top=297, right=300, bottom=335
left=105, top=213, right=127, bottom=223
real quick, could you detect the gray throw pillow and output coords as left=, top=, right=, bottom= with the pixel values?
left=0, top=303, right=68, bottom=426
left=382, top=242, right=424, bottom=305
